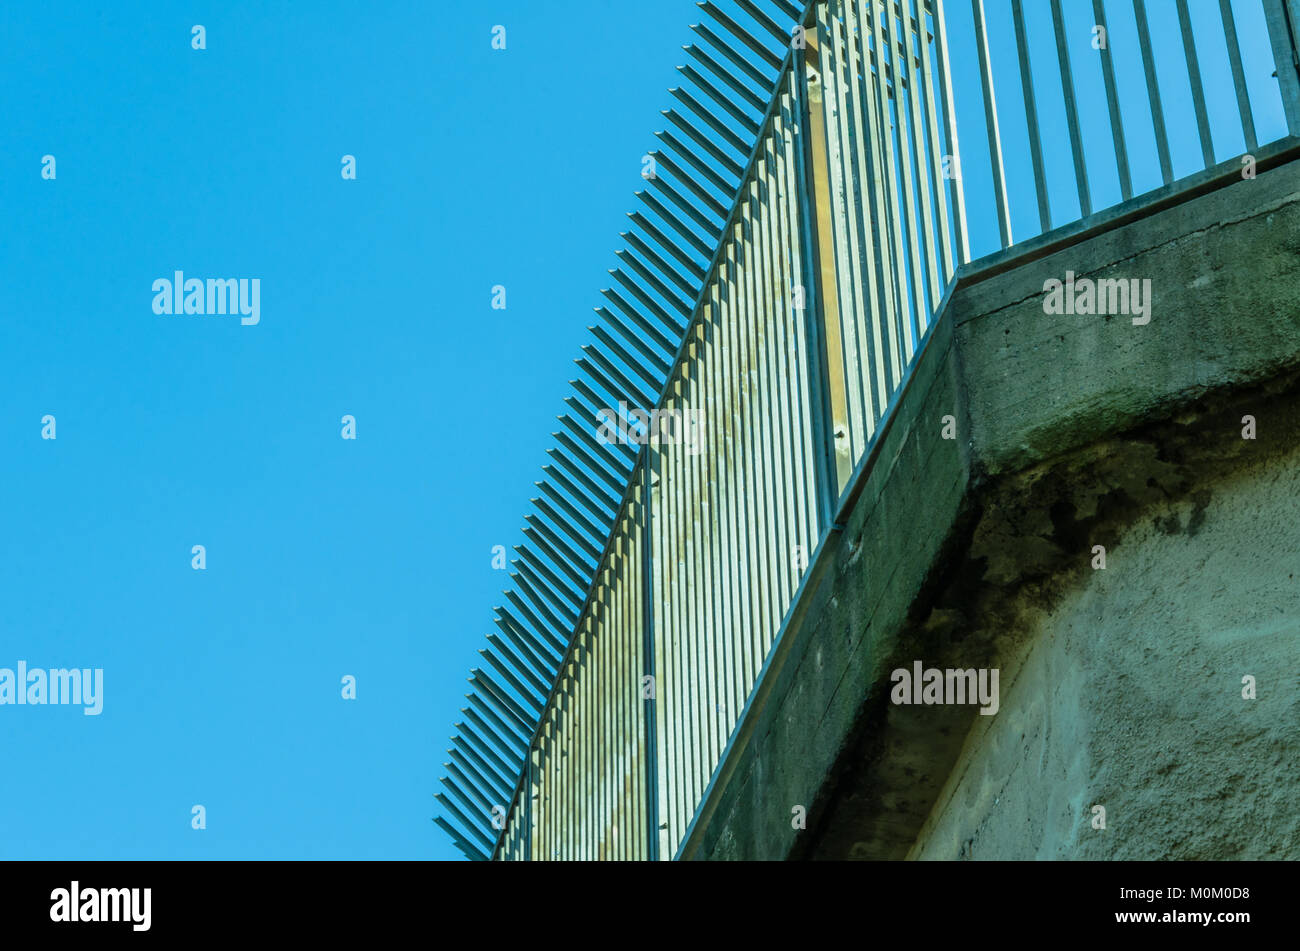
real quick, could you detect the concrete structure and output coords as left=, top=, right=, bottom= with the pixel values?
left=691, top=148, right=1300, bottom=861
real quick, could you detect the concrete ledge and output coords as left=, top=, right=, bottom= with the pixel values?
left=691, top=155, right=1300, bottom=860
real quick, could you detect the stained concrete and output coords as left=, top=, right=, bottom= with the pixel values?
left=688, top=151, right=1300, bottom=861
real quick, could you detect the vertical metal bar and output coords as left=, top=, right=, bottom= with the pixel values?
left=868, top=0, right=909, bottom=391
left=604, top=555, right=616, bottom=859
left=826, top=0, right=874, bottom=459
left=1093, top=0, right=1133, bottom=200
left=1050, top=0, right=1092, bottom=218
left=640, top=452, right=660, bottom=860
left=737, top=205, right=767, bottom=691
left=737, top=188, right=763, bottom=704
left=688, top=325, right=718, bottom=775
left=523, top=751, right=532, bottom=860
left=800, top=23, right=854, bottom=498
left=663, top=379, right=684, bottom=847
left=1011, top=0, right=1051, bottom=233
left=703, top=282, right=738, bottom=777
left=901, top=0, right=943, bottom=315
left=582, top=624, right=594, bottom=860
left=1176, top=0, right=1216, bottom=169
left=673, top=370, right=698, bottom=837
left=972, top=0, right=1012, bottom=247
left=879, top=0, right=922, bottom=358
left=851, top=0, right=896, bottom=434
left=757, top=143, right=795, bottom=623
left=752, top=156, right=787, bottom=648
left=616, top=535, right=630, bottom=859
left=789, top=66, right=837, bottom=532
left=915, top=0, right=956, bottom=283
left=1219, top=0, right=1257, bottom=152
left=775, top=89, right=820, bottom=575
left=931, top=0, right=970, bottom=263
left=1133, top=0, right=1174, bottom=184
left=649, top=441, right=672, bottom=857
left=1262, top=0, right=1300, bottom=135
left=696, top=304, right=726, bottom=779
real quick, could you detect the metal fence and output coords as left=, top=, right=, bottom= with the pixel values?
left=436, top=0, right=1300, bottom=861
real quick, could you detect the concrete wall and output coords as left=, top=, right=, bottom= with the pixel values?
left=910, top=431, right=1300, bottom=859
left=688, top=150, right=1300, bottom=861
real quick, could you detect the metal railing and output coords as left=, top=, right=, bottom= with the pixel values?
left=436, top=0, right=1300, bottom=861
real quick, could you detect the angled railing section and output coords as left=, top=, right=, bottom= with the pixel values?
left=434, top=0, right=805, bottom=862
left=438, top=0, right=1300, bottom=861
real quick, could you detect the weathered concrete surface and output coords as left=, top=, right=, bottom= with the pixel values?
left=689, top=153, right=1300, bottom=861
left=910, top=407, right=1300, bottom=859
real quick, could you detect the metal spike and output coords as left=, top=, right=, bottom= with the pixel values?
left=510, top=569, right=579, bottom=634
left=591, top=322, right=668, bottom=389
left=466, top=694, right=530, bottom=755
left=559, top=407, right=638, bottom=467
left=683, top=44, right=768, bottom=112
left=581, top=345, right=655, bottom=410
left=433, top=816, right=489, bottom=860
left=469, top=670, right=535, bottom=733
left=696, top=2, right=782, bottom=70
left=433, top=793, right=496, bottom=851
left=593, top=306, right=674, bottom=377
left=465, top=696, right=530, bottom=753
left=734, top=0, right=790, bottom=46
left=529, top=497, right=604, bottom=563
left=627, top=211, right=707, bottom=280
left=668, top=87, right=749, bottom=153
left=647, top=173, right=724, bottom=238
left=770, top=0, right=802, bottom=22
left=636, top=186, right=716, bottom=260
left=524, top=510, right=598, bottom=578
left=447, top=745, right=511, bottom=805
left=601, top=285, right=680, bottom=352
left=541, top=454, right=620, bottom=514
left=458, top=718, right=524, bottom=780
left=691, top=21, right=774, bottom=90
left=609, top=268, right=689, bottom=339
left=550, top=432, right=625, bottom=491
left=677, top=63, right=761, bottom=134
left=479, top=648, right=546, bottom=715
left=618, top=233, right=699, bottom=298
left=489, top=616, right=557, bottom=683
left=645, top=152, right=729, bottom=219
left=514, top=543, right=587, bottom=608
left=441, top=775, right=489, bottom=823
left=444, top=765, right=495, bottom=812
left=653, top=129, right=738, bottom=198
left=536, top=482, right=609, bottom=548
left=496, top=601, right=566, bottom=660
left=662, top=109, right=745, bottom=179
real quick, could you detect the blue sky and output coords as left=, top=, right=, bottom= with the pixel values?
left=0, top=0, right=709, bottom=861
left=0, top=0, right=1290, bottom=862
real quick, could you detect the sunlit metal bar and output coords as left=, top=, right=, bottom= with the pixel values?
left=679, top=63, right=763, bottom=133
left=1093, top=0, right=1132, bottom=201
left=1050, top=0, right=1090, bottom=219
left=930, top=0, right=969, bottom=262
left=691, top=21, right=775, bottom=91
left=699, top=1, right=784, bottom=70
left=1133, top=0, right=1173, bottom=185
left=684, top=44, right=770, bottom=112
left=1219, top=0, right=1257, bottom=153
left=1011, top=0, right=1050, bottom=232
left=1175, top=0, right=1215, bottom=169
left=1262, top=0, right=1300, bottom=135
